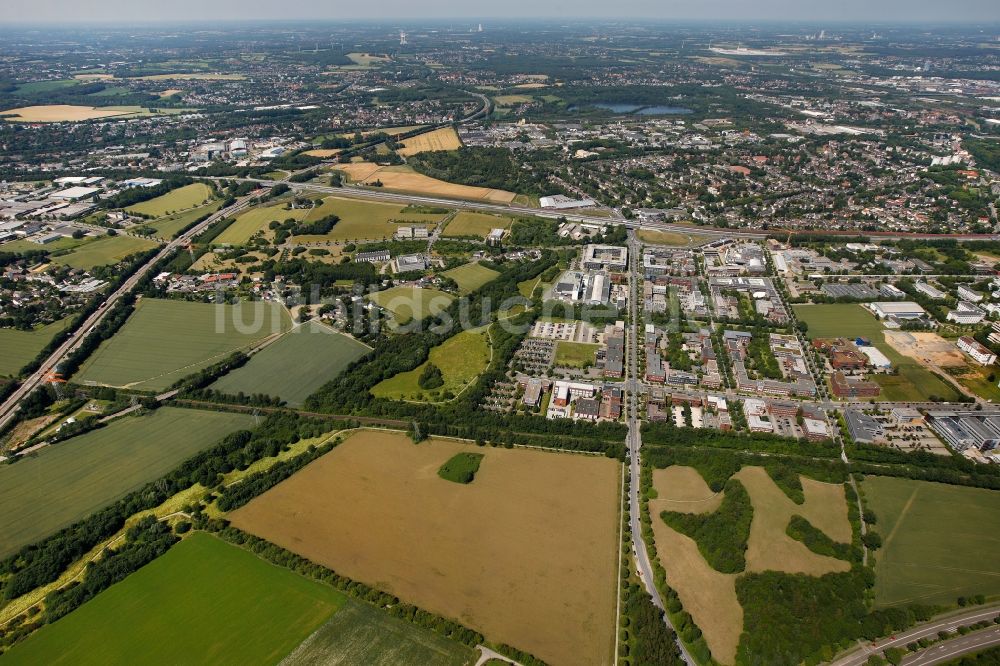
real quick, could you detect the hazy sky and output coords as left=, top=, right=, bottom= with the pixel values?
left=1, top=0, right=999, bottom=23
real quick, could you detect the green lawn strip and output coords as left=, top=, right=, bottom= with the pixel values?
left=1, top=533, right=345, bottom=666
left=0, top=407, right=252, bottom=559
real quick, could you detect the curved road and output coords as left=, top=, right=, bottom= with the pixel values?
left=0, top=193, right=258, bottom=433
left=831, top=606, right=1000, bottom=666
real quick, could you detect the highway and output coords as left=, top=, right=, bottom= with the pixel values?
left=0, top=193, right=258, bottom=433
left=624, top=230, right=694, bottom=665
left=830, top=606, right=1000, bottom=666
left=903, top=626, right=1000, bottom=665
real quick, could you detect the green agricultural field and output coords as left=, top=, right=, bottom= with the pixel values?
left=442, top=211, right=513, bottom=238
left=210, top=320, right=370, bottom=406
left=863, top=476, right=1000, bottom=608
left=126, top=183, right=215, bottom=218
left=793, top=304, right=961, bottom=402
left=372, top=329, right=490, bottom=401
left=2, top=533, right=344, bottom=666
left=443, top=262, right=500, bottom=293
left=369, top=286, right=454, bottom=325
left=292, top=196, right=446, bottom=244
left=282, top=600, right=475, bottom=666
left=15, top=79, right=80, bottom=94
left=214, top=201, right=308, bottom=245
left=74, top=298, right=291, bottom=390
left=0, top=407, right=251, bottom=558
left=147, top=199, right=224, bottom=240
left=554, top=341, right=599, bottom=368
left=51, top=235, right=158, bottom=270
left=0, top=317, right=73, bottom=377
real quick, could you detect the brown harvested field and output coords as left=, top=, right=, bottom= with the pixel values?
left=1, top=105, right=138, bottom=122
left=333, top=163, right=516, bottom=203
left=229, top=430, right=620, bottom=666
left=397, top=127, right=462, bottom=157
left=735, top=466, right=851, bottom=576
left=649, top=465, right=723, bottom=514
left=73, top=73, right=115, bottom=80
left=651, top=517, right=742, bottom=664
left=302, top=148, right=341, bottom=158
left=884, top=330, right=968, bottom=368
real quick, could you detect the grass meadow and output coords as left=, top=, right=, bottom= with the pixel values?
left=0, top=407, right=251, bottom=558
left=74, top=298, right=291, bottom=391
left=51, top=235, right=158, bottom=270
left=442, top=262, right=500, bottom=293
left=369, top=286, right=454, bottom=325
left=371, top=329, right=490, bottom=401
left=442, top=211, right=514, bottom=238
left=210, top=321, right=370, bottom=406
left=125, top=183, right=215, bottom=217
left=863, top=475, right=1000, bottom=608
left=2, top=533, right=343, bottom=666
left=554, top=341, right=599, bottom=367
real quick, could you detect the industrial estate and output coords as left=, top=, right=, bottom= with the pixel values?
left=1, top=14, right=1000, bottom=666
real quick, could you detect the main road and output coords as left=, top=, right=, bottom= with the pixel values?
left=830, top=605, right=1000, bottom=666
left=624, top=230, right=694, bottom=665
left=0, top=193, right=259, bottom=433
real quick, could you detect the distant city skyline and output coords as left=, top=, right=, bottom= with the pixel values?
left=2, top=0, right=1000, bottom=24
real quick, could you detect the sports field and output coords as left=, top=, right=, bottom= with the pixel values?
left=442, top=211, right=514, bottom=238
left=291, top=196, right=445, bottom=243
left=649, top=465, right=853, bottom=664
left=369, top=286, right=454, bottom=324
left=863, top=475, right=1000, bottom=608
left=397, top=127, right=462, bottom=157
left=74, top=298, right=291, bottom=390
left=0, top=407, right=251, bottom=558
left=213, top=202, right=308, bottom=245
left=0, top=317, right=73, bottom=377
left=281, top=600, right=475, bottom=666
left=126, top=183, right=215, bottom=217
left=372, top=329, right=490, bottom=400
left=442, top=262, right=500, bottom=293
left=2, top=533, right=343, bottom=666
left=334, top=163, right=517, bottom=204
left=210, top=321, right=370, bottom=406
left=51, top=235, right=158, bottom=270
left=230, top=430, right=620, bottom=666
left=554, top=341, right=599, bottom=367
left=793, top=304, right=962, bottom=402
